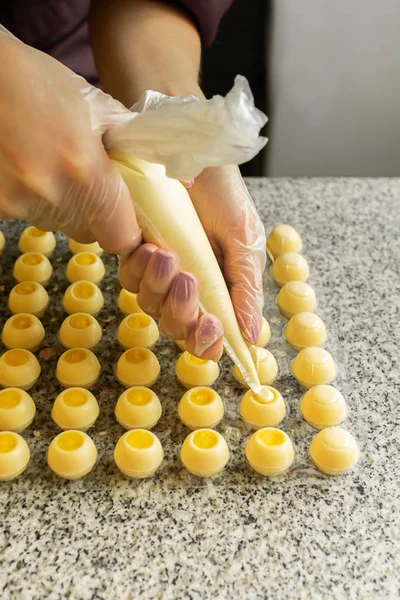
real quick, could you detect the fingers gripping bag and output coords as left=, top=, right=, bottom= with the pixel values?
left=0, top=24, right=267, bottom=391
left=104, top=76, right=268, bottom=393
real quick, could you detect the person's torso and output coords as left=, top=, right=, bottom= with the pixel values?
left=1, top=1, right=99, bottom=85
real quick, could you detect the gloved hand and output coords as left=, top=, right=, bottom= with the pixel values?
left=0, top=30, right=224, bottom=358
left=189, top=165, right=266, bottom=345
left=0, top=30, right=140, bottom=254
left=0, top=29, right=265, bottom=360
left=119, top=165, right=266, bottom=356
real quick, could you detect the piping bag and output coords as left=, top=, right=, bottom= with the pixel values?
left=104, top=76, right=268, bottom=394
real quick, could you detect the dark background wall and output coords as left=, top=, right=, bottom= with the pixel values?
left=201, top=0, right=270, bottom=176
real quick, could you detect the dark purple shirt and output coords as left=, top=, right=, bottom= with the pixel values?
left=1, top=1, right=232, bottom=86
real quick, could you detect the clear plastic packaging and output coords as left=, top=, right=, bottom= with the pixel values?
left=0, top=26, right=357, bottom=480
left=243, top=224, right=355, bottom=480
left=104, top=76, right=268, bottom=182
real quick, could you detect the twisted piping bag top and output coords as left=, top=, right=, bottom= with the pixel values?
left=106, top=77, right=268, bottom=393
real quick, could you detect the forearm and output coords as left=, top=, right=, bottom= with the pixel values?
left=89, top=0, right=204, bottom=107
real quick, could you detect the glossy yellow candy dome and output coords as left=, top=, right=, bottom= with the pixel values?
left=2, top=313, right=45, bottom=351
left=115, top=387, right=162, bottom=430
left=13, top=252, right=53, bottom=287
left=178, top=387, right=224, bottom=430
left=52, top=388, right=99, bottom=431
left=8, top=282, right=49, bottom=318
left=310, top=427, right=359, bottom=475
left=116, top=348, right=160, bottom=388
left=292, top=347, right=336, bottom=389
left=277, top=281, right=317, bottom=319
left=255, top=317, right=271, bottom=347
left=0, top=388, right=36, bottom=432
left=0, top=349, right=41, bottom=391
left=180, top=429, right=230, bottom=477
left=47, top=430, right=97, bottom=479
left=117, top=313, right=159, bottom=349
left=66, top=252, right=105, bottom=285
left=175, top=352, right=220, bottom=389
left=284, top=312, right=327, bottom=351
left=300, top=385, right=347, bottom=429
left=59, top=313, right=102, bottom=350
left=0, top=432, right=30, bottom=480
left=267, top=224, right=302, bottom=258
left=117, top=289, right=144, bottom=315
left=233, top=346, right=278, bottom=387
left=63, top=281, right=104, bottom=316
left=245, top=428, right=294, bottom=476
left=271, top=252, right=309, bottom=288
left=114, top=429, right=163, bottom=478
left=56, top=348, right=101, bottom=389
left=69, top=239, right=103, bottom=256
left=0, top=230, right=5, bottom=256
left=240, top=386, right=286, bottom=429
left=18, top=227, right=56, bottom=257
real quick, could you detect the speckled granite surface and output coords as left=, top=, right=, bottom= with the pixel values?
left=0, top=179, right=399, bottom=600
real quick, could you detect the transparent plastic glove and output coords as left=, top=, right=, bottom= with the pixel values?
left=188, top=165, right=266, bottom=345
left=1, top=24, right=268, bottom=368
left=0, top=28, right=224, bottom=359
left=104, top=75, right=268, bottom=181
left=120, top=165, right=266, bottom=351
left=118, top=244, right=224, bottom=360
left=111, top=79, right=267, bottom=374
left=0, top=28, right=140, bottom=254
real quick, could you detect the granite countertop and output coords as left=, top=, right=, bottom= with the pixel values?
left=0, top=179, right=399, bottom=600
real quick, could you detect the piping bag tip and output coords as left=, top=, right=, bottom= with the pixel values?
left=248, top=382, right=264, bottom=398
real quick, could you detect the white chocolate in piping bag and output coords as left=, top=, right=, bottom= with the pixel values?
left=106, top=76, right=268, bottom=393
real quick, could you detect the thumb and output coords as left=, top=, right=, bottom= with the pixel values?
left=77, top=87, right=141, bottom=254
left=223, top=243, right=264, bottom=345
left=86, top=148, right=142, bottom=256
left=219, top=170, right=266, bottom=344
